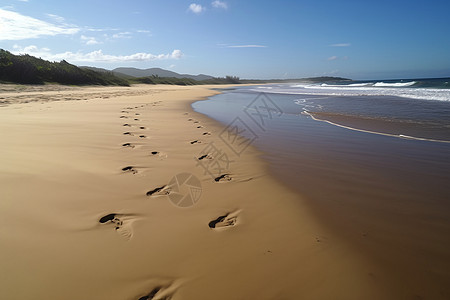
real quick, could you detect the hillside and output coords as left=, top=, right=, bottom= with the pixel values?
left=113, top=67, right=214, bottom=81
left=0, top=49, right=129, bottom=86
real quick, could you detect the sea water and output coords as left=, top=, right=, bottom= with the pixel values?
left=192, top=79, right=450, bottom=292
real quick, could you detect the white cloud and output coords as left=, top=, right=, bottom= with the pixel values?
left=46, top=13, right=65, bottom=23
left=0, top=8, right=79, bottom=40
left=112, top=31, right=132, bottom=39
left=12, top=45, right=183, bottom=63
left=327, top=56, right=348, bottom=61
left=330, top=43, right=350, bottom=47
left=227, top=45, right=267, bottom=48
left=212, top=1, right=227, bottom=9
left=170, top=49, right=183, bottom=59
left=81, top=35, right=100, bottom=45
left=189, top=3, right=205, bottom=14
left=137, top=29, right=151, bottom=34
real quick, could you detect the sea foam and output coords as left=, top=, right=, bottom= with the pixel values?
left=253, top=84, right=450, bottom=102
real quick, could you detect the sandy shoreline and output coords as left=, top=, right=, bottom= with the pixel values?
left=0, top=84, right=389, bottom=299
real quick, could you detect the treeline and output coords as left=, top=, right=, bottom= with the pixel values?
left=0, top=49, right=129, bottom=86
left=130, top=75, right=243, bottom=85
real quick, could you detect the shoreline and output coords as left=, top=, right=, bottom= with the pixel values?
left=305, top=110, right=450, bottom=144
left=0, top=84, right=391, bottom=299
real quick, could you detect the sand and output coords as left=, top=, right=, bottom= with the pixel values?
left=0, top=84, right=389, bottom=300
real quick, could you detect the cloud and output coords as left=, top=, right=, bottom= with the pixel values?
left=0, top=8, right=79, bottom=40
left=170, top=49, right=183, bottom=59
left=189, top=3, right=205, bottom=14
left=12, top=46, right=184, bottom=63
left=212, top=1, right=227, bottom=9
left=227, top=45, right=267, bottom=48
left=327, top=56, right=348, bottom=61
left=330, top=43, right=350, bottom=47
left=81, top=35, right=100, bottom=45
left=112, top=31, right=132, bottom=39
left=137, top=30, right=151, bottom=34
left=46, top=13, right=65, bottom=23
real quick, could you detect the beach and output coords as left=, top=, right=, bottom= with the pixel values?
left=0, top=84, right=393, bottom=300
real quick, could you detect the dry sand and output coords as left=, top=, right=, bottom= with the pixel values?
left=0, top=84, right=390, bottom=299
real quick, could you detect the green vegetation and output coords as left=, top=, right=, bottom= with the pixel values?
left=130, top=75, right=244, bottom=85
left=131, top=75, right=198, bottom=85
left=0, top=49, right=129, bottom=86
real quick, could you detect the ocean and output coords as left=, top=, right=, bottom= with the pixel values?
left=192, top=78, right=450, bottom=296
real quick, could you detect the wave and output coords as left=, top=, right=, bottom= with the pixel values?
left=320, top=81, right=417, bottom=88
left=303, top=111, right=450, bottom=144
left=321, top=83, right=372, bottom=87
left=373, top=81, right=416, bottom=87
left=253, top=84, right=450, bottom=102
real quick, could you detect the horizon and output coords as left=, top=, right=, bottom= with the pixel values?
left=1, top=0, right=450, bottom=80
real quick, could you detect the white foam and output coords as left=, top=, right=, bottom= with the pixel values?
left=321, top=83, right=371, bottom=87
left=374, top=81, right=416, bottom=87
left=252, top=84, right=450, bottom=102
left=303, top=111, right=450, bottom=144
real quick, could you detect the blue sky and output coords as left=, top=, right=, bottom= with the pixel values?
left=1, top=0, right=449, bottom=80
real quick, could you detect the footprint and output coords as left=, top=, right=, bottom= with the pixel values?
left=139, top=126, right=146, bottom=130
left=214, top=174, right=232, bottom=182
left=136, top=280, right=180, bottom=300
left=120, top=116, right=128, bottom=119
left=134, top=118, right=139, bottom=121
left=99, top=213, right=134, bottom=240
left=122, top=143, right=135, bottom=148
left=197, top=154, right=212, bottom=160
left=123, top=124, right=131, bottom=127
left=208, top=210, right=240, bottom=229
left=197, top=126, right=203, bottom=128
left=146, top=185, right=171, bottom=196
left=122, top=166, right=138, bottom=174
left=138, top=287, right=162, bottom=300
left=202, top=132, right=211, bottom=136
left=139, top=135, right=147, bottom=138
left=190, top=140, right=201, bottom=144
left=149, top=151, right=168, bottom=159
left=135, top=113, right=140, bottom=115
left=123, top=132, right=133, bottom=136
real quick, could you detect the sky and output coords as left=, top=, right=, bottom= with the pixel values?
left=1, top=0, right=450, bottom=80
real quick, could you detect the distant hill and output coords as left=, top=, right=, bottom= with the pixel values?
left=113, top=67, right=214, bottom=81
left=298, top=76, right=351, bottom=82
left=0, top=49, right=129, bottom=86
left=80, top=66, right=135, bottom=79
